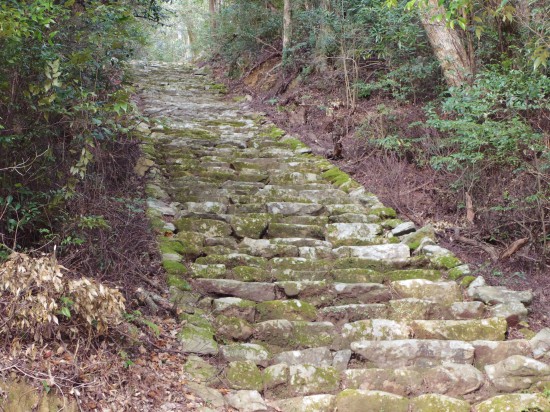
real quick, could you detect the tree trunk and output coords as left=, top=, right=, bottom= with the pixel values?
left=315, top=0, right=330, bottom=73
left=282, top=0, right=292, bottom=64
left=419, top=0, right=473, bottom=87
left=209, top=0, right=217, bottom=31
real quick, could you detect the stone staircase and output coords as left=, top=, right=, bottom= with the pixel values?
left=133, top=62, right=550, bottom=412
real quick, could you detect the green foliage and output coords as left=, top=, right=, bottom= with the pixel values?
left=0, top=0, right=149, bottom=251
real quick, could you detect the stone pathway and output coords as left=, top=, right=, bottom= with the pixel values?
left=134, top=62, right=550, bottom=412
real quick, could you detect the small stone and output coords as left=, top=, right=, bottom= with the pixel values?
left=186, top=382, right=226, bottom=409
left=484, top=355, right=550, bottom=392
left=178, top=324, right=218, bottom=355
left=423, top=363, right=485, bottom=396
left=450, top=301, right=485, bottom=320
left=183, top=356, right=218, bottom=383
left=400, top=226, right=435, bottom=250
left=448, top=264, right=471, bottom=280
left=468, top=285, right=533, bottom=305
left=421, top=245, right=454, bottom=257
left=193, top=279, right=276, bottom=302
left=225, top=390, right=267, bottom=412
left=333, top=244, right=410, bottom=262
left=326, top=223, right=382, bottom=246
left=391, top=222, right=416, bottom=236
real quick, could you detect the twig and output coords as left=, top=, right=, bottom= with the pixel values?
left=455, top=234, right=499, bottom=262
left=500, top=238, right=529, bottom=260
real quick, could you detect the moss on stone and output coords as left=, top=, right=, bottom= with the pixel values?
left=230, top=214, right=271, bottom=238
left=196, top=254, right=267, bottom=268
left=380, top=219, right=404, bottom=229
left=460, top=276, right=476, bottom=287
left=160, top=127, right=219, bottom=140
left=281, top=137, right=307, bottom=150
left=410, top=394, right=470, bottom=412
left=180, top=312, right=214, bottom=330
left=204, top=119, right=247, bottom=127
left=225, top=361, right=263, bottom=390
left=162, top=260, right=188, bottom=276
left=368, top=207, right=397, bottom=218
left=174, top=218, right=232, bottom=237
left=335, top=389, right=409, bottom=412
left=322, top=167, right=352, bottom=187
left=256, top=300, right=317, bottom=322
left=232, top=266, right=271, bottom=282
left=411, top=317, right=507, bottom=341
left=431, top=255, right=462, bottom=270
left=209, top=83, right=228, bottom=94
left=332, top=268, right=385, bottom=283
left=260, top=125, right=286, bottom=139
left=384, top=269, right=442, bottom=282
left=167, top=274, right=191, bottom=291
left=214, top=315, right=253, bottom=341
left=190, top=263, right=227, bottom=279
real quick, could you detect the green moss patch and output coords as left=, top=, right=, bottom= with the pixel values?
left=256, top=300, right=317, bottom=322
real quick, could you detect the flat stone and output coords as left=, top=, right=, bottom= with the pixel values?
left=331, top=268, right=384, bottom=283
left=271, top=237, right=332, bottom=248
left=226, top=361, right=263, bottom=391
left=489, top=301, right=528, bottom=325
left=392, top=279, right=462, bottom=305
left=220, top=343, right=270, bottom=366
left=531, top=328, right=550, bottom=360
left=194, top=279, right=276, bottom=302
left=410, top=317, right=508, bottom=341
left=474, top=393, right=550, bottom=412
left=214, top=315, right=253, bottom=341
left=298, top=246, right=333, bottom=259
left=410, top=394, right=470, bottom=412
left=253, top=319, right=294, bottom=347
left=421, top=244, right=453, bottom=257
left=468, top=285, right=533, bottom=304
left=212, top=297, right=256, bottom=322
left=351, top=340, right=475, bottom=368
left=183, top=201, right=227, bottom=214
left=174, top=218, right=232, bottom=237
left=326, top=223, right=382, bottom=246
left=333, top=283, right=391, bottom=304
left=484, top=355, right=550, bottom=392
left=267, top=202, right=324, bottom=216
left=342, top=368, right=423, bottom=395
left=239, top=238, right=299, bottom=258
left=389, top=299, right=439, bottom=321
left=256, top=299, right=317, bottom=322
left=340, top=319, right=412, bottom=348
left=319, top=304, right=388, bottom=323
left=147, top=199, right=177, bottom=216
left=423, top=363, right=485, bottom=396
left=186, top=382, right=226, bottom=409
left=263, top=363, right=290, bottom=391
left=272, top=347, right=333, bottom=367
left=183, top=356, right=219, bottom=383
left=329, top=213, right=379, bottom=223
left=392, top=222, right=416, bottom=236
left=276, top=280, right=336, bottom=306
left=450, top=301, right=485, bottom=319
left=190, top=264, right=226, bottom=279
left=268, top=223, right=325, bottom=239
left=334, top=389, right=409, bottom=412
left=269, top=394, right=335, bottom=412
left=288, top=364, right=340, bottom=396
left=400, top=226, right=435, bottom=249
left=225, top=390, right=267, bottom=412
left=472, top=340, right=532, bottom=367
left=230, top=214, right=271, bottom=239
left=178, top=324, right=218, bottom=355
left=333, top=244, right=410, bottom=262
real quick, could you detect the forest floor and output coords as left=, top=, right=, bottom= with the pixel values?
left=208, top=61, right=550, bottom=333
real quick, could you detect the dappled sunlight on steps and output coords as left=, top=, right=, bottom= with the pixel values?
left=133, top=61, right=550, bottom=412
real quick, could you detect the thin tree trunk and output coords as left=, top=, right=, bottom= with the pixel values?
left=209, top=0, right=217, bottom=30
left=282, top=0, right=292, bottom=65
left=419, top=0, right=474, bottom=87
left=315, top=0, right=330, bottom=73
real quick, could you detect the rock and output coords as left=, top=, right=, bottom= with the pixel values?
left=193, top=279, right=276, bottom=302
left=333, top=283, right=391, bottom=304
left=147, top=199, right=177, bottom=216
left=319, top=304, right=388, bottom=324
left=331, top=268, right=384, bottom=283
left=220, top=343, right=271, bottom=366
left=391, top=222, right=416, bottom=236
left=531, top=328, right=550, bottom=360
left=333, top=244, right=410, bottom=262
left=351, top=340, right=475, bottom=368
left=410, top=394, right=470, bottom=412
left=450, top=301, right=485, bottom=319
left=340, top=319, right=412, bottom=348
left=334, top=389, right=409, bottom=412
left=226, top=361, right=264, bottom=391
left=410, top=317, right=508, bottom=341
left=0, top=379, right=78, bottom=412
left=184, top=201, right=227, bottom=214
left=178, top=324, right=218, bottom=355
left=190, top=264, right=226, bottom=279
left=384, top=269, right=442, bottom=281
left=468, top=285, right=533, bottom=305
left=288, top=364, right=340, bottom=396
left=298, top=246, right=333, bottom=259
left=329, top=213, right=378, bottom=223
left=332, top=349, right=352, bottom=371
left=186, top=382, right=226, bottom=409
left=474, top=393, right=550, bottom=412
left=183, top=355, right=219, bottom=383
left=225, top=390, right=267, bottom=412
left=484, top=355, right=550, bottom=392
left=421, top=244, right=454, bottom=257
left=272, top=347, right=333, bottom=367
left=269, top=394, right=335, bottom=412
left=472, top=340, right=532, bottom=367
left=174, top=218, right=232, bottom=237
left=268, top=223, right=325, bottom=239
left=267, top=202, right=325, bottom=216
left=253, top=319, right=294, bottom=347
left=342, top=368, right=422, bottom=395
left=389, top=298, right=439, bottom=321
left=489, top=301, right=528, bottom=325
left=263, top=363, right=290, bottom=390
left=392, top=279, right=462, bottom=305
left=326, top=223, right=382, bottom=246
left=423, top=363, right=485, bottom=396
left=448, top=264, right=471, bottom=279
